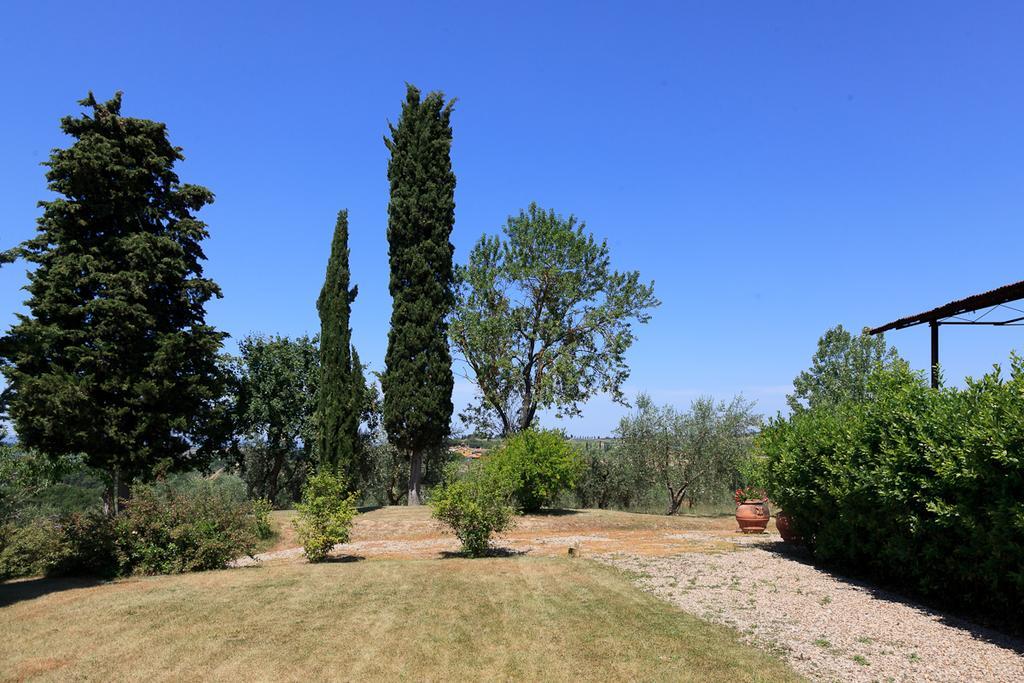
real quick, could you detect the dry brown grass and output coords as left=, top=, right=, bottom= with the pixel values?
left=251, top=505, right=763, bottom=561
left=1, top=557, right=800, bottom=682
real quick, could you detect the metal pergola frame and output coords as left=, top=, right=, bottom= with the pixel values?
left=868, top=280, right=1024, bottom=388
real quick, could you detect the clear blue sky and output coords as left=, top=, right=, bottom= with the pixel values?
left=1, top=2, right=1022, bottom=435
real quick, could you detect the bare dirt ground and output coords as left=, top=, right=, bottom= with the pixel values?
left=244, top=507, right=1024, bottom=683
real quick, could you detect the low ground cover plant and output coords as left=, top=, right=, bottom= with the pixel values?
left=293, top=468, right=358, bottom=562
left=484, top=429, right=582, bottom=512
left=430, top=462, right=516, bottom=556
left=760, top=356, right=1024, bottom=619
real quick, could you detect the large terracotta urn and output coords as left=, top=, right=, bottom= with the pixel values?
left=775, top=510, right=803, bottom=544
left=735, top=499, right=770, bottom=533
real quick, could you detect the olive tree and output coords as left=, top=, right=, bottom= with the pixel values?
left=618, top=393, right=760, bottom=515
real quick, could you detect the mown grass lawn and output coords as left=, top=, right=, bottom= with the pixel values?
left=1, top=556, right=800, bottom=682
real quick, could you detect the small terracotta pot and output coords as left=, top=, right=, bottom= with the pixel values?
left=735, top=500, right=770, bottom=533
left=775, top=510, right=803, bottom=544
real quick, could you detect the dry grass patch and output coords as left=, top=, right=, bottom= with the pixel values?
left=1, top=557, right=800, bottom=682
left=249, top=506, right=751, bottom=561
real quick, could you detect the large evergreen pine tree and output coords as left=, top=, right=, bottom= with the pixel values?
left=0, top=93, right=227, bottom=510
left=382, top=84, right=456, bottom=505
left=317, top=209, right=361, bottom=485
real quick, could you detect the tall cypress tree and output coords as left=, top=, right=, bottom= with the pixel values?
left=317, top=209, right=361, bottom=485
left=382, top=84, right=456, bottom=505
left=0, top=93, right=226, bottom=510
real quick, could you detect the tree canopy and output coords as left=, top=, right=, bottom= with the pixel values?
left=450, top=203, right=660, bottom=436
left=381, top=84, right=457, bottom=505
left=618, top=393, right=759, bottom=515
left=786, top=324, right=899, bottom=412
left=232, top=334, right=319, bottom=505
left=0, top=92, right=226, bottom=507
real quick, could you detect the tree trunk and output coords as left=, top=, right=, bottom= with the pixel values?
left=407, top=450, right=424, bottom=505
left=666, top=485, right=687, bottom=516
left=104, top=468, right=131, bottom=516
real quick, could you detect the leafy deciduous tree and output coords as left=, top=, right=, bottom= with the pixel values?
left=450, top=204, right=660, bottom=436
left=382, top=84, right=457, bottom=505
left=0, top=93, right=227, bottom=510
left=787, top=324, right=898, bottom=412
left=233, top=334, right=319, bottom=505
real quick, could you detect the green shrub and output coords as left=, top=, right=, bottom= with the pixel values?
left=760, top=357, right=1024, bottom=620
left=430, top=462, right=516, bottom=557
left=293, top=468, right=358, bottom=562
left=115, top=483, right=260, bottom=574
left=0, top=518, right=66, bottom=579
left=252, top=498, right=274, bottom=540
left=0, top=511, right=117, bottom=580
left=485, top=429, right=583, bottom=512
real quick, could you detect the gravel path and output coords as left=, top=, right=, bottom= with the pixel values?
left=595, top=536, right=1024, bottom=683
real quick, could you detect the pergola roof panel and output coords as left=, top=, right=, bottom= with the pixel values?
left=869, top=279, right=1024, bottom=334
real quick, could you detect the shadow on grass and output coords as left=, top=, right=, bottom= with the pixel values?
left=530, top=508, right=581, bottom=517
left=754, top=538, right=1024, bottom=650
left=323, top=554, right=366, bottom=564
left=439, top=547, right=529, bottom=559
left=0, top=575, right=104, bottom=608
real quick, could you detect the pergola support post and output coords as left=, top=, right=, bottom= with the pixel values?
left=930, top=320, right=939, bottom=389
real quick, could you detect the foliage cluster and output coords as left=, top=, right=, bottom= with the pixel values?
left=0, top=477, right=264, bottom=580
left=451, top=203, right=659, bottom=436
left=430, top=462, right=516, bottom=556
left=484, top=429, right=584, bottom=512
left=293, top=468, right=359, bottom=562
left=0, top=511, right=117, bottom=580
left=115, top=482, right=260, bottom=574
left=571, top=442, right=647, bottom=510
left=618, top=394, right=760, bottom=514
left=760, top=357, right=1024, bottom=619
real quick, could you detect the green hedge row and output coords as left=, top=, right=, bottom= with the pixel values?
left=760, top=357, right=1024, bottom=619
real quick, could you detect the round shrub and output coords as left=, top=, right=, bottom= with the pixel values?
left=485, top=429, right=583, bottom=512
left=293, top=468, right=358, bottom=563
left=430, top=462, right=516, bottom=557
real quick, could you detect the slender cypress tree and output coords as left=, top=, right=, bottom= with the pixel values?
left=0, top=93, right=226, bottom=510
left=317, top=209, right=361, bottom=485
left=382, top=84, right=456, bottom=505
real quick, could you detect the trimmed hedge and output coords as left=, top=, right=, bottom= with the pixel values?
left=760, top=357, right=1024, bottom=619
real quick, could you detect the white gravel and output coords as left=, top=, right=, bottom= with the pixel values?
left=595, top=536, right=1024, bottom=683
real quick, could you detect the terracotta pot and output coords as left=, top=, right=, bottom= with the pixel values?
left=735, top=500, right=770, bottom=533
left=775, top=510, right=803, bottom=544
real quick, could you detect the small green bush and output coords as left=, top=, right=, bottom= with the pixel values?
left=485, top=429, right=583, bottom=512
left=293, top=468, right=358, bottom=563
left=251, top=498, right=274, bottom=540
left=0, top=511, right=118, bottom=580
left=760, top=357, right=1024, bottom=620
left=0, top=518, right=66, bottom=579
left=115, top=483, right=259, bottom=575
left=431, top=462, right=517, bottom=557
